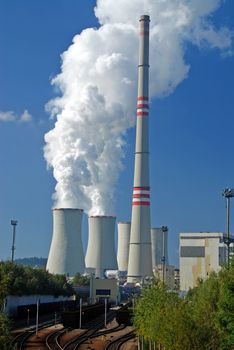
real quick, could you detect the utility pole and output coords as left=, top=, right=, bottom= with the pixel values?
left=104, top=298, right=107, bottom=327
left=79, top=298, right=82, bottom=329
left=11, top=220, right=18, bottom=262
left=161, top=226, right=168, bottom=284
left=222, top=188, right=234, bottom=267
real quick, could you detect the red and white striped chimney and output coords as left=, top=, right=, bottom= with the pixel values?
left=127, top=15, right=153, bottom=283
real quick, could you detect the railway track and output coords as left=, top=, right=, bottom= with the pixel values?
left=11, top=321, right=56, bottom=349
left=46, top=327, right=69, bottom=350
left=104, top=331, right=136, bottom=350
left=11, top=310, right=133, bottom=350
left=62, top=311, right=116, bottom=350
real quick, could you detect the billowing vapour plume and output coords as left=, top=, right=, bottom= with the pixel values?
left=44, top=0, right=233, bottom=215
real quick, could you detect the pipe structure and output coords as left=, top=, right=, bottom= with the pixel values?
left=46, top=208, right=85, bottom=276
left=151, top=227, right=169, bottom=269
left=127, top=15, right=153, bottom=283
left=117, top=222, right=131, bottom=272
left=85, top=216, right=117, bottom=278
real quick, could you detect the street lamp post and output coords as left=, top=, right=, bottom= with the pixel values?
left=11, top=220, right=18, bottom=262
left=161, top=226, right=168, bottom=284
left=222, top=188, right=234, bottom=267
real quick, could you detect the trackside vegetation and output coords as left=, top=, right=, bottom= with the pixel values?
left=133, top=259, right=234, bottom=350
left=0, top=261, right=76, bottom=348
left=0, top=261, right=74, bottom=297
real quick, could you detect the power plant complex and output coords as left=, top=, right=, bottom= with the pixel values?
left=47, top=15, right=159, bottom=284
left=46, top=15, right=232, bottom=291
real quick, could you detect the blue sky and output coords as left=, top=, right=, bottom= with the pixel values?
left=0, top=0, right=233, bottom=267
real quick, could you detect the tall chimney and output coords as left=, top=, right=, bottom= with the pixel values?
left=127, top=15, right=153, bottom=283
left=47, top=208, right=85, bottom=276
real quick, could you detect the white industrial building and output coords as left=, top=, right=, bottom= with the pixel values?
left=47, top=208, right=85, bottom=276
left=89, top=275, right=119, bottom=304
left=180, top=232, right=228, bottom=291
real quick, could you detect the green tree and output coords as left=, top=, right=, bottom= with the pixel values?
left=186, top=272, right=221, bottom=349
left=0, top=261, right=74, bottom=296
left=216, top=260, right=234, bottom=349
left=72, top=273, right=90, bottom=286
left=133, top=280, right=196, bottom=349
left=0, top=313, right=13, bottom=350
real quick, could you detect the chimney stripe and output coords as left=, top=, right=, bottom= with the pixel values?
left=137, top=96, right=148, bottom=101
left=134, top=186, right=150, bottom=190
left=133, top=194, right=150, bottom=198
left=132, top=202, right=150, bottom=206
left=137, top=111, right=149, bottom=117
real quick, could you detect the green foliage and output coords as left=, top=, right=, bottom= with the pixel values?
left=0, top=262, right=75, bottom=348
left=187, top=272, right=221, bottom=349
left=0, top=261, right=74, bottom=298
left=216, top=260, right=234, bottom=349
left=134, top=280, right=196, bottom=349
left=0, top=313, right=13, bottom=350
left=72, top=273, right=90, bottom=286
left=133, top=260, right=234, bottom=350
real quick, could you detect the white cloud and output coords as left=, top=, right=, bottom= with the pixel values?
left=0, top=111, right=16, bottom=122
left=44, top=0, right=233, bottom=215
left=20, top=110, right=32, bottom=123
left=0, top=109, right=32, bottom=123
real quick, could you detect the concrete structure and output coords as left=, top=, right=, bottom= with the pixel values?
left=47, top=208, right=85, bottom=276
left=127, top=15, right=153, bottom=283
left=85, top=216, right=117, bottom=278
left=153, top=264, right=175, bottom=290
left=117, top=222, right=131, bottom=272
left=180, top=232, right=228, bottom=291
left=89, top=275, right=119, bottom=304
left=151, top=227, right=169, bottom=268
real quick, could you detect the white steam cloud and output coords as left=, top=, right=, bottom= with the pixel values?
left=44, top=0, right=233, bottom=215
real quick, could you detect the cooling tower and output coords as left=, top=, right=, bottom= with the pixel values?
left=151, top=227, right=169, bottom=268
left=117, top=222, right=131, bottom=272
left=127, top=15, right=153, bottom=283
left=85, top=216, right=117, bottom=278
left=46, top=208, right=85, bottom=276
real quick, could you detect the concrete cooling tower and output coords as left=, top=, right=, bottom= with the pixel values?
left=151, top=227, right=169, bottom=268
left=85, top=216, right=118, bottom=278
left=47, top=208, right=85, bottom=276
left=117, top=222, right=131, bottom=272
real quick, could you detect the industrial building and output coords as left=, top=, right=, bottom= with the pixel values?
left=89, top=275, right=119, bottom=304
left=180, top=232, right=228, bottom=291
left=46, top=208, right=85, bottom=276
